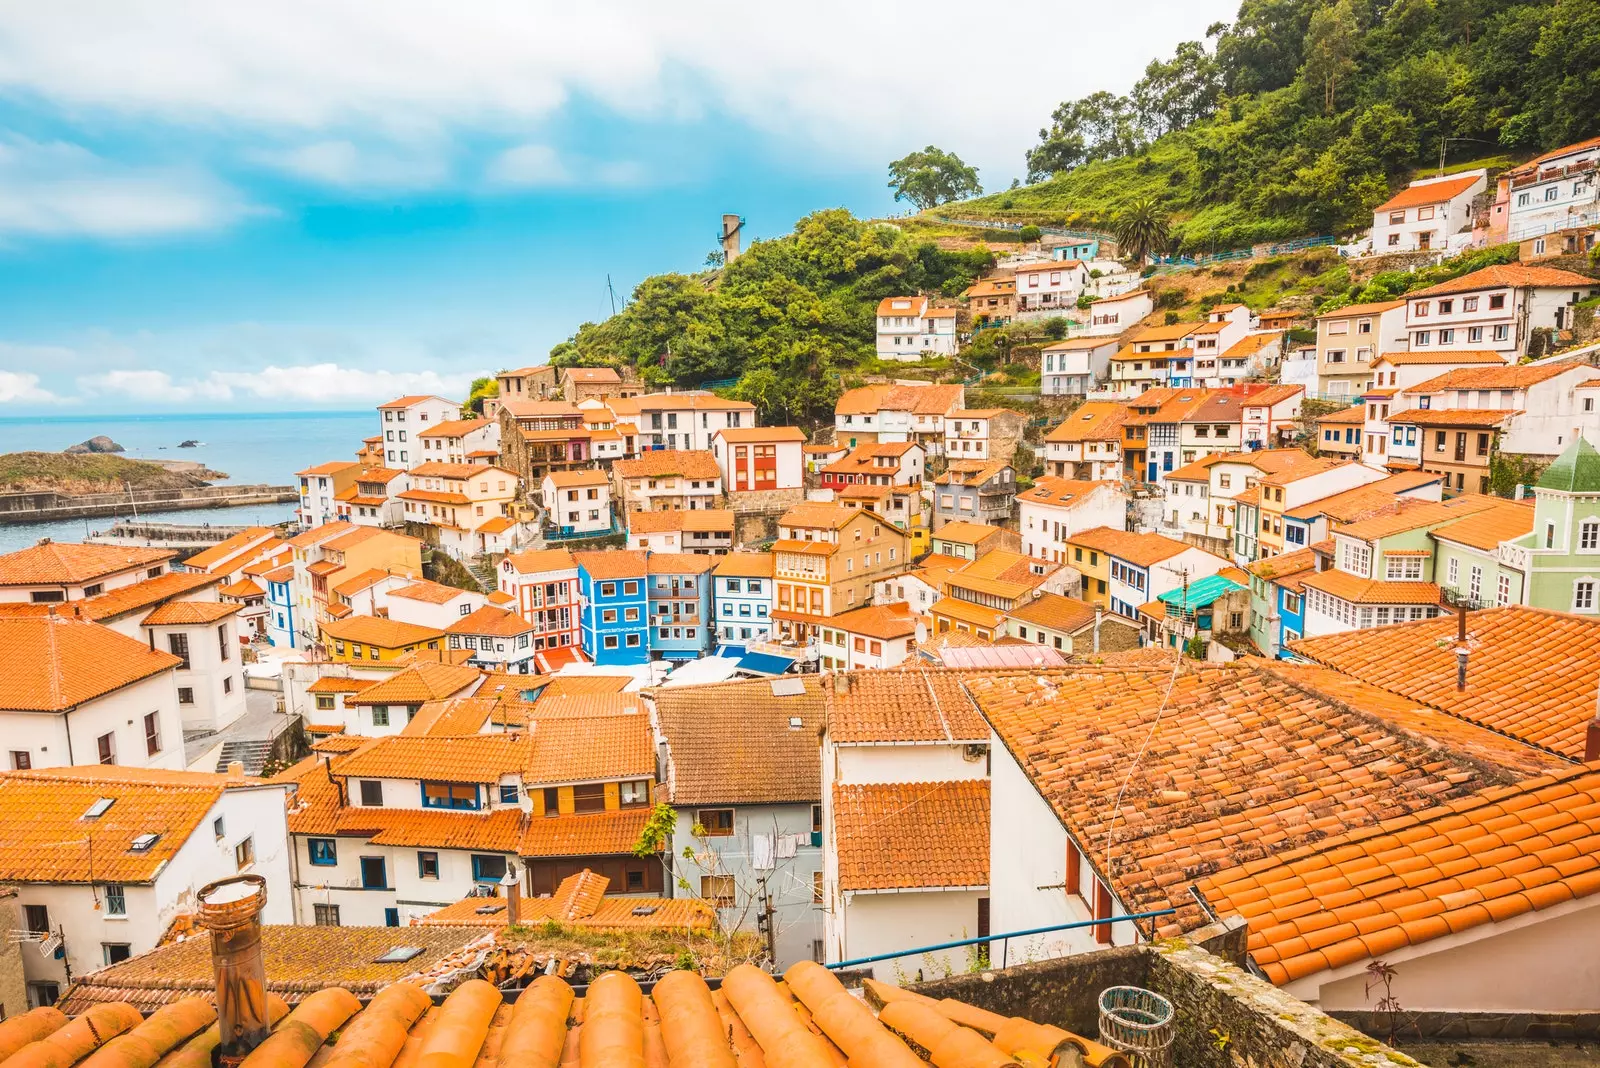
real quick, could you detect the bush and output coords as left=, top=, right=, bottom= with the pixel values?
left=1019, top=224, right=1041, bottom=242
left=1164, top=310, right=1181, bottom=325
left=1155, top=288, right=1186, bottom=309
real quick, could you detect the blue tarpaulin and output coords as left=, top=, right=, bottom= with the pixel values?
left=737, top=651, right=796, bottom=676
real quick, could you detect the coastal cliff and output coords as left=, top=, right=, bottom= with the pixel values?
left=0, top=450, right=213, bottom=495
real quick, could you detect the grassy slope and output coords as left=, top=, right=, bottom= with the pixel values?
left=0, top=452, right=205, bottom=494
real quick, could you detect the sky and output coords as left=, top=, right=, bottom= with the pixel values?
left=0, top=1, right=1235, bottom=413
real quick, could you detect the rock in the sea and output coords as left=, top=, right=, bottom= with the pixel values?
left=177, top=439, right=201, bottom=448
left=64, top=435, right=125, bottom=454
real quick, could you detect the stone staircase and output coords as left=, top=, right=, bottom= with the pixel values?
left=467, top=559, right=498, bottom=593
left=215, top=739, right=275, bottom=776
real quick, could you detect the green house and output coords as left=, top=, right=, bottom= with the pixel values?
left=1506, top=438, right=1600, bottom=615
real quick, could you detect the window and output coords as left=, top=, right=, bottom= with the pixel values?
left=471, top=854, right=507, bottom=884
left=218, top=624, right=230, bottom=661
left=417, top=851, right=439, bottom=879
left=422, top=782, right=479, bottom=810
left=359, top=780, right=383, bottom=806
left=701, top=875, right=735, bottom=907
left=222, top=676, right=233, bottom=695
left=214, top=816, right=225, bottom=839
left=102, top=944, right=131, bottom=966
left=313, top=904, right=340, bottom=927
left=1489, top=294, right=1505, bottom=310
left=1448, top=557, right=1459, bottom=586
left=1339, top=541, right=1371, bottom=577
left=23, top=905, right=48, bottom=934
left=103, top=883, right=126, bottom=917
left=1497, top=574, right=1512, bottom=607
left=1463, top=296, right=1478, bottom=312
left=813, top=871, right=824, bottom=904
left=698, top=808, right=734, bottom=836
left=1469, top=566, right=1482, bottom=601
left=97, top=732, right=115, bottom=765
left=10, top=751, right=30, bottom=770
left=1581, top=520, right=1599, bottom=551
left=620, top=780, right=649, bottom=806
left=1385, top=556, right=1423, bottom=581
left=144, top=712, right=161, bottom=756
left=308, top=838, right=337, bottom=866
left=235, top=837, right=254, bottom=870
left=499, top=784, right=520, bottom=805
left=1576, top=580, right=1596, bottom=612
left=168, top=633, right=190, bottom=669
left=572, top=783, right=606, bottom=813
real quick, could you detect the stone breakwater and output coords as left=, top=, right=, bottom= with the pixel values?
left=0, top=483, right=298, bottom=524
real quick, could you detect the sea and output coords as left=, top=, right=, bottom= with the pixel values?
left=0, top=410, right=373, bottom=553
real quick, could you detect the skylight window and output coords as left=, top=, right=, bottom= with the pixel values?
left=83, top=798, right=115, bottom=819
left=129, top=833, right=160, bottom=852
left=372, top=946, right=424, bottom=963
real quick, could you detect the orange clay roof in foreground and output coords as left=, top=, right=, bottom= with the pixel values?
left=651, top=675, right=824, bottom=806
left=969, top=658, right=1562, bottom=935
left=0, top=542, right=175, bottom=586
left=825, top=668, right=987, bottom=745
left=419, top=869, right=714, bottom=931
left=833, top=779, right=990, bottom=890
left=0, top=615, right=182, bottom=711
left=1201, top=765, right=1600, bottom=985
left=1289, top=606, right=1600, bottom=760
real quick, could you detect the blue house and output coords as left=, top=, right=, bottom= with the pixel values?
left=712, top=551, right=775, bottom=647
left=647, top=553, right=716, bottom=661
left=1246, top=548, right=1317, bottom=657
left=1051, top=238, right=1099, bottom=262
left=265, top=564, right=296, bottom=648
left=574, top=550, right=651, bottom=665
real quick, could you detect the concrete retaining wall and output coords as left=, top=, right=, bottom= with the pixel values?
left=0, top=484, right=296, bottom=524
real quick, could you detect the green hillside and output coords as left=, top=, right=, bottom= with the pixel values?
left=952, top=0, right=1599, bottom=251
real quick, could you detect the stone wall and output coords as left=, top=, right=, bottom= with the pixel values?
left=730, top=486, right=806, bottom=545
left=0, top=888, right=28, bottom=1016
left=898, top=929, right=1421, bottom=1068
left=0, top=484, right=296, bottom=524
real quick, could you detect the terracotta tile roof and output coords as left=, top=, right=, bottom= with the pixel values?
left=1281, top=472, right=1442, bottom=522
left=524, top=712, right=653, bottom=785
left=0, top=542, right=174, bottom=586
left=141, top=599, right=241, bottom=626
left=331, top=567, right=397, bottom=598
left=715, top=425, right=806, bottom=443
left=1427, top=499, right=1534, bottom=550
left=181, top=528, right=277, bottom=571
left=930, top=596, right=1005, bottom=630
left=1044, top=402, right=1130, bottom=443
left=1065, top=526, right=1194, bottom=568
left=833, top=780, right=990, bottom=890
left=1246, top=547, right=1318, bottom=587
left=1299, top=568, right=1440, bottom=605
left=1131, top=322, right=1200, bottom=342
left=520, top=805, right=653, bottom=856
left=0, top=615, right=181, bottom=710
left=419, top=872, right=712, bottom=931
left=1017, top=477, right=1113, bottom=507
left=627, top=509, right=734, bottom=534
left=1257, top=456, right=1354, bottom=487
left=1408, top=360, right=1600, bottom=392
left=0, top=768, right=238, bottom=882
left=1373, top=349, right=1508, bottom=367
left=1506, top=134, right=1600, bottom=175
left=646, top=552, right=718, bottom=575
left=542, top=469, right=608, bottom=487
left=1290, top=606, right=1600, bottom=759
left=57, top=925, right=490, bottom=1012
left=1201, top=765, right=1600, bottom=984
left=67, top=570, right=222, bottom=621
left=1315, top=299, right=1406, bottom=320
left=320, top=615, right=445, bottom=649
left=345, top=662, right=481, bottom=705
left=972, top=661, right=1545, bottom=934
left=503, top=548, right=575, bottom=574
left=296, top=459, right=362, bottom=476
left=932, top=520, right=1008, bottom=546
left=947, top=408, right=1020, bottom=420
left=1223, top=333, right=1284, bottom=360
left=652, top=675, right=825, bottom=805
left=398, top=488, right=472, bottom=506
left=334, top=734, right=531, bottom=783
left=1004, top=593, right=1098, bottom=633
left=416, top=418, right=491, bottom=439
left=573, top=550, right=650, bottom=580
left=876, top=295, right=929, bottom=317
left=1408, top=265, right=1599, bottom=299
left=829, top=603, right=919, bottom=640
left=931, top=459, right=1010, bottom=487
left=613, top=450, right=722, bottom=480
left=379, top=394, right=456, bottom=408
left=387, top=580, right=469, bottom=604
left=398, top=696, right=502, bottom=737
left=826, top=668, right=987, bottom=744
left=635, top=392, right=754, bottom=412
left=219, top=578, right=264, bottom=598
left=1386, top=407, right=1520, bottom=428
left=779, top=502, right=864, bottom=530
left=712, top=552, right=774, bottom=579
left=305, top=675, right=376, bottom=694
left=447, top=605, right=533, bottom=638
left=410, top=461, right=517, bottom=480
left=1333, top=494, right=1499, bottom=541
left=1374, top=174, right=1483, bottom=212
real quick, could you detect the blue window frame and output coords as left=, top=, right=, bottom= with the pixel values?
left=308, top=838, right=337, bottom=866
left=421, top=782, right=480, bottom=810
left=498, top=784, right=519, bottom=805
left=471, top=854, right=507, bottom=883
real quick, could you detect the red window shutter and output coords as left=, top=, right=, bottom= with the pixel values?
left=1065, top=839, right=1081, bottom=896
left=1094, top=882, right=1113, bottom=945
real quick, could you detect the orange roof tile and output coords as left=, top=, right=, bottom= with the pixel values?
left=524, top=713, right=653, bottom=785
left=1202, top=765, right=1600, bottom=985
left=142, top=600, right=241, bottom=626
left=1299, top=568, right=1441, bottom=605
left=613, top=451, right=722, bottom=480
left=0, top=542, right=174, bottom=586
left=345, top=662, right=482, bottom=706
left=331, top=567, right=398, bottom=598
left=1017, top=477, right=1114, bottom=507
left=320, top=615, right=445, bottom=650
left=876, top=295, right=929, bottom=317
left=1333, top=494, right=1499, bottom=541
left=712, top=552, right=774, bottom=579
left=1408, top=360, right=1600, bottom=392
left=779, top=502, right=866, bottom=530
left=519, top=805, right=653, bottom=857
left=219, top=578, right=264, bottom=598
left=1386, top=407, right=1520, bottom=428
left=715, top=426, right=806, bottom=443
left=930, top=596, right=1005, bottom=630
left=334, top=734, right=530, bottom=783
left=542, top=469, right=608, bottom=488
left=646, top=552, right=718, bottom=575
left=627, top=509, right=734, bottom=534
left=651, top=676, right=823, bottom=806
left=503, top=548, right=575, bottom=574
left=446, top=605, right=533, bottom=638
left=388, top=580, right=471, bottom=604
left=180, top=528, right=277, bottom=571
left=1044, top=402, right=1130, bottom=443
left=1065, top=526, right=1194, bottom=568
left=828, top=603, right=919, bottom=641
left=932, top=520, right=1008, bottom=546
left=1004, top=593, right=1099, bottom=633
left=1281, top=472, right=1442, bottom=522
left=416, top=418, right=491, bottom=438
left=68, top=570, right=222, bottom=621
left=1408, top=264, right=1599, bottom=299
left=305, top=676, right=376, bottom=694
left=1290, top=606, right=1600, bottom=759
left=827, top=669, right=987, bottom=744
left=0, top=616, right=181, bottom=711
left=1374, top=174, right=1483, bottom=212
left=379, top=394, right=456, bottom=408
left=833, top=780, right=989, bottom=890
left=1427, top=500, right=1534, bottom=551
left=1373, top=349, right=1509, bottom=367
left=573, top=549, right=650, bottom=579
left=1314, top=300, right=1406, bottom=320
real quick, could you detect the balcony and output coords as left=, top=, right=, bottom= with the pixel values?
left=1509, top=159, right=1595, bottom=190
left=1497, top=541, right=1532, bottom=573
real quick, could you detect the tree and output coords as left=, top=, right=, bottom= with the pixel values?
left=1113, top=198, right=1173, bottom=265
left=465, top=376, right=498, bottom=415
left=1301, top=0, right=1358, bottom=115
left=1132, top=40, right=1222, bottom=137
left=1025, top=92, right=1144, bottom=181
left=1018, top=224, right=1041, bottom=242
left=887, top=147, right=982, bottom=211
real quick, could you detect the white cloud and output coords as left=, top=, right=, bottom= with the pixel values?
left=0, top=135, right=254, bottom=238
left=248, top=139, right=451, bottom=190
left=0, top=371, right=61, bottom=404
left=77, top=369, right=232, bottom=404
left=485, top=144, right=570, bottom=187
left=0, top=2, right=1233, bottom=178
left=77, top=363, right=473, bottom=406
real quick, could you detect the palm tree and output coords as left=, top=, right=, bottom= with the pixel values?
left=1113, top=198, right=1173, bottom=265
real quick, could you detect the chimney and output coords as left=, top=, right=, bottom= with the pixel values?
left=1457, top=602, right=1468, bottom=641
left=1455, top=647, right=1469, bottom=692
left=501, top=864, right=522, bottom=927
left=226, top=761, right=244, bottom=780
left=1586, top=719, right=1600, bottom=763
left=198, top=874, right=272, bottom=1068
left=1093, top=605, right=1104, bottom=654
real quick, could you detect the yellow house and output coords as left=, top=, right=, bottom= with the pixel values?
left=929, top=596, right=1005, bottom=641
left=294, top=523, right=424, bottom=627
left=319, top=615, right=445, bottom=663
left=1063, top=527, right=1119, bottom=608
left=771, top=503, right=911, bottom=641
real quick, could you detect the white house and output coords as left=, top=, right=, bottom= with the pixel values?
left=1012, top=260, right=1090, bottom=320
left=832, top=383, right=964, bottom=455
left=1239, top=384, right=1305, bottom=448
left=820, top=671, right=991, bottom=980
left=445, top=606, right=538, bottom=673
left=141, top=599, right=248, bottom=734
left=1018, top=478, right=1127, bottom=566
left=378, top=395, right=461, bottom=469
left=417, top=418, right=499, bottom=465
left=398, top=462, right=523, bottom=560
left=295, top=461, right=362, bottom=529
left=385, top=579, right=486, bottom=630
left=815, top=604, right=923, bottom=672
left=1403, top=265, right=1600, bottom=360
left=1044, top=402, right=1127, bottom=480
left=0, top=541, right=176, bottom=604
left=0, top=765, right=293, bottom=1008
left=337, top=468, right=408, bottom=528
left=874, top=297, right=959, bottom=361
left=1083, top=288, right=1153, bottom=336
left=626, top=509, right=735, bottom=555
left=1188, top=304, right=1253, bottom=384
left=1370, top=171, right=1487, bottom=253
left=1040, top=337, right=1118, bottom=396
left=943, top=409, right=1023, bottom=461
left=1396, top=360, right=1600, bottom=460
left=1493, top=136, right=1600, bottom=243
left=634, top=393, right=757, bottom=452
left=1368, top=349, right=1510, bottom=393
left=541, top=470, right=612, bottom=536
left=711, top=426, right=806, bottom=493
left=711, top=552, right=775, bottom=646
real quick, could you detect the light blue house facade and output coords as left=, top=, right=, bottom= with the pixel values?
left=647, top=554, right=716, bottom=661
left=712, top=552, right=776, bottom=647
left=575, top=550, right=650, bottom=666
left=266, top=567, right=296, bottom=648
left=1246, top=548, right=1316, bottom=657
left=1051, top=238, right=1099, bottom=262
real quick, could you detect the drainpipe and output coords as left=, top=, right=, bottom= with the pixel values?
left=198, top=874, right=272, bottom=1068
